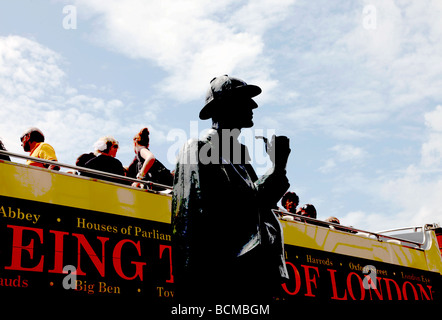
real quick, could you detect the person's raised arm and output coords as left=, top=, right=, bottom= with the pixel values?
left=132, top=148, right=155, bottom=188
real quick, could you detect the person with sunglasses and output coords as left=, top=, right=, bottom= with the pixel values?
left=20, top=127, right=59, bottom=170
left=81, top=136, right=125, bottom=183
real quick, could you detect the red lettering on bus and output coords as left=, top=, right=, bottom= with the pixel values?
left=328, top=268, right=347, bottom=300
left=281, top=261, right=301, bottom=296
left=5, top=225, right=44, bottom=272
left=381, top=277, right=402, bottom=300
left=416, top=283, right=433, bottom=300
left=48, top=230, right=69, bottom=274
left=159, top=244, right=174, bottom=283
left=402, top=281, right=419, bottom=300
left=72, top=233, right=108, bottom=277
left=113, top=239, right=146, bottom=280
left=301, top=265, right=319, bottom=297
left=347, top=272, right=365, bottom=300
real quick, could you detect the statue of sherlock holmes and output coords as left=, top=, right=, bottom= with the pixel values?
left=172, top=75, right=291, bottom=303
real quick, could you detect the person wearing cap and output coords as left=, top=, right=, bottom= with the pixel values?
left=20, top=127, right=59, bottom=170
left=172, top=75, right=291, bottom=302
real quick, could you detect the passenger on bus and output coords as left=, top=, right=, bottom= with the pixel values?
left=20, top=127, right=59, bottom=170
left=81, top=136, right=125, bottom=183
left=75, top=152, right=96, bottom=175
left=0, top=139, right=11, bottom=161
left=297, top=203, right=322, bottom=224
left=297, top=204, right=330, bottom=228
left=325, top=216, right=356, bottom=233
left=325, top=216, right=340, bottom=224
left=76, top=152, right=96, bottom=167
left=281, top=191, right=299, bottom=213
left=130, top=127, right=173, bottom=189
left=297, top=203, right=317, bottom=219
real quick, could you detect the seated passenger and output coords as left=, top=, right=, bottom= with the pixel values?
left=20, top=127, right=59, bottom=170
left=297, top=204, right=317, bottom=219
left=75, top=152, right=96, bottom=175
left=325, top=216, right=356, bottom=233
left=297, top=204, right=328, bottom=227
left=76, top=152, right=96, bottom=167
left=82, top=136, right=125, bottom=183
left=131, top=127, right=173, bottom=189
left=325, top=216, right=340, bottom=224
left=281, top=191, right=299, bottom=213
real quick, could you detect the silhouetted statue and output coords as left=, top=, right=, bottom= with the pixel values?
left=172, top=75, right=291, bottom=303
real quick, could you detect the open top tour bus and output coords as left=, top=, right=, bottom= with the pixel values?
left=0, top=150, right=440, bottom=306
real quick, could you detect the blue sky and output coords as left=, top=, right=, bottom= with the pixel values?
left=1, top=0, right=442, bottom=231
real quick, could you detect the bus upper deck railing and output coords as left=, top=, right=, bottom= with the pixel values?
left=1, top=149, right=436, bottom=250
left=376, top=225, right=435, bottom=246
left=0, top=149, right=173, bottom=191
left=273, top=209, right=429, bottom=249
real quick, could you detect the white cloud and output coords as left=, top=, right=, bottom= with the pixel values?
left=319, top=144, right=366, bottom=173
left=421, top=133, right=442, bottom=168
left=379, top=165, right=442, bottom=228
left=0, top=35, right=165, bottom=166
left=341, top=0, right=404, bottom=65
left=73, top=0, right=295, bottom=102
left=336, top=105, right=442, bottom=231
left=270, top=1, right=442, bottom=142
left=0, top=35, right=65, bottom=99
left=421, top=105, right=442, bottom=167
left=340, top=210, right=390, bottom=231
left=331, top=144, right=366, bottom=162
left=340, top=0, right=442, bottom=107
left=348, top=105, right=442, bottom=231
left=424, top=105, right=442, bottom=132
left=318, top=158, right=336, bottom=173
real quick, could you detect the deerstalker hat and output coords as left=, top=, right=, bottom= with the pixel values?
left=199, top=75, right=261, bottom=120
